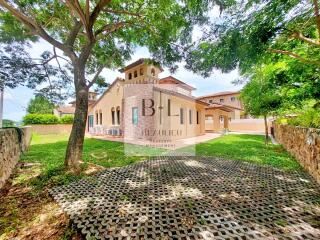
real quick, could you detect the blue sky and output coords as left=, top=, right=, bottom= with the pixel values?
left=3, top=43, right=243, bottom=121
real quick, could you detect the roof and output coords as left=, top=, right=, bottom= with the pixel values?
left=159, top=76, right=196, bottom=91
left=153, top=86, right=209, bottom=106
left=119, top=58, right=164, bottom=73
left=91, top=77, right=125, bottom=108
left=56, top=106, right=75, bottom=114
left=197, top=91, right=241, bottom=99
left=206, top=101, right=243, bottom=111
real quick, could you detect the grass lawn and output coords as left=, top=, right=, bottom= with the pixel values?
left=195, top=134, right=301, bottom=171
left=0, top=133, right=300, bottom=239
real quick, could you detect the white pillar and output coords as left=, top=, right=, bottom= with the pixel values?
left=0, top=88, right=3, bottom=128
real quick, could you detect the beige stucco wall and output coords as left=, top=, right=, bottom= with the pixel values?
left=30, top=124, right=72, bottom=135
left=124, top=64, right=162, bottom=84
left=205, top=109, right=232, bottom=132
left=0, top=127, right=32, bottom=188
left=90, top=80, right=124, bottom=129
left=229, top=119, right=267, bottom=133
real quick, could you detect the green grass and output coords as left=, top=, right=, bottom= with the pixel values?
left=21, top=133, right=300, bottom=189
left=194, top=134, right=301, bottom=171
left=18, top=133, right=301, bottom=190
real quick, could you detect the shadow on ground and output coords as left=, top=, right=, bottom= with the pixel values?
left=51, top=156, right=320, bottom=239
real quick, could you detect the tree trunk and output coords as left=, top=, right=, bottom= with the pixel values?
left=64, top=63, right=88, bottom=173
left=264, top=115, right=269, bottom=145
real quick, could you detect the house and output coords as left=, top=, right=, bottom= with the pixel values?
left=54, top=91, right=98, bottom=118
left=197, top=91, right=247, bottom=132
left=88, top=59, right=208, bottom=142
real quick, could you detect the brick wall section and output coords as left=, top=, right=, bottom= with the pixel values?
left=0, top=127, right=32, bottom=188
left=274, top=123, right=320, bottom=183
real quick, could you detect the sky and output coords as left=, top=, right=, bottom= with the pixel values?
left=3, top=6, right=243, bottom=122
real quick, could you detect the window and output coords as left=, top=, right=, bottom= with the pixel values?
left=220, top=98, right=224, bottom=103
left=128, top=73, right=132, bottom=80
left=180, top=108, right=184, bottom=124
left=167, top=99, right=171, bottom=116
left=134, top=70, right=137, bottom=78
left=111, top=108, right=115, bottom=125
left=219, top=115, right=224, bottom=122
left=151, top=68, right=155, bottom=76
left=196, top=111, right=199, bottom=124
left=116, top=107, right=120, bottom=125
left=132, top=107, right=138, bottom=125
left=99, top=112, right=102, bottom=125
left=231, top=97, right=236, bottom=102
left=140, top=68, right=144, bottom=76
left=209, top=99, right=213, bottom=103
left=189, top=110, right=192, bottom=124
left=96, top=113, right=98, bottom=125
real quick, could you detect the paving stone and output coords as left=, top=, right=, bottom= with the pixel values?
left=50, top=156, right=320, bottom=239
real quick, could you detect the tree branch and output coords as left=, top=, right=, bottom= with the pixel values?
left=291, top=31, right=320, bottom=47
left=94, top=21, right=133, bottom=38
left=0, top=0, right=77, bottom=61
left=90, top=0, right=112, bottom=26
left=65, top=19, right=82, bottom=47
left=87, top=65, right=105, bottom=88
left=267, top=48, right=320, bottom=66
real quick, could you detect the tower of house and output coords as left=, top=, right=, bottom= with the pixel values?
left=119, top=58, right=163, bottom=84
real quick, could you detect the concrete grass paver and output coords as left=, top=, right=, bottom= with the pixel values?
left=50, top=157, right=320, bottom=239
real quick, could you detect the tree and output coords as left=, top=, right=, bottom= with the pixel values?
left=240, top=69, right=282, bottom=144
left=27, top=95, right=55, bottom=114
left=0, top=0, right=220, bottom=172
left=3, top=118, right=15, bottom=127
left=185, top=0, right=320, bottom=76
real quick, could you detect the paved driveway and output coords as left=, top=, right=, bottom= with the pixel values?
left=51, top=157, right=320, bottom=239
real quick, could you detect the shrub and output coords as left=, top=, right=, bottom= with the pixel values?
left=287, top=109, right=320, bottom=129
left=23, top=114, right=59, bottom=125
left=60, top=115, right=74, bottom=124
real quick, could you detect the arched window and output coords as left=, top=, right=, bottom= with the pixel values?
left=111, top=107, right=115, bottom=125
left=116, top=106, right=120, bottom=125
left=99, top=111, right=102, bottom=125
left=128, top=73, right=132, bottom=80
left=151, top=68, right=155, bottom=76
left=140, top=68, right=144, bottom=75
left=134, top=70, right=138, bottom=78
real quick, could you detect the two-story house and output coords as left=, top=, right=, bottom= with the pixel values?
left=88, top=58, right=208, bottom=142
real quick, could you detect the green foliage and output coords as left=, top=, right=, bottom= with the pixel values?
left=59, top=115, right=74, bottom=124
left=186, top=0, right=316, bottom=75
left=26, top=95, right=55, bottom=114
left=240, top=73, right=282, bottom=117
left=23, top=114, right=59, bottom=125
left=287, top=108, right=320, bottom=128
left=2, top=119, right=15, bottom=127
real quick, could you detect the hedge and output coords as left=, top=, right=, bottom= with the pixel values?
left=60, top=115, right=74, bottom=124
left=23, top=114, right=74, bottom=125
